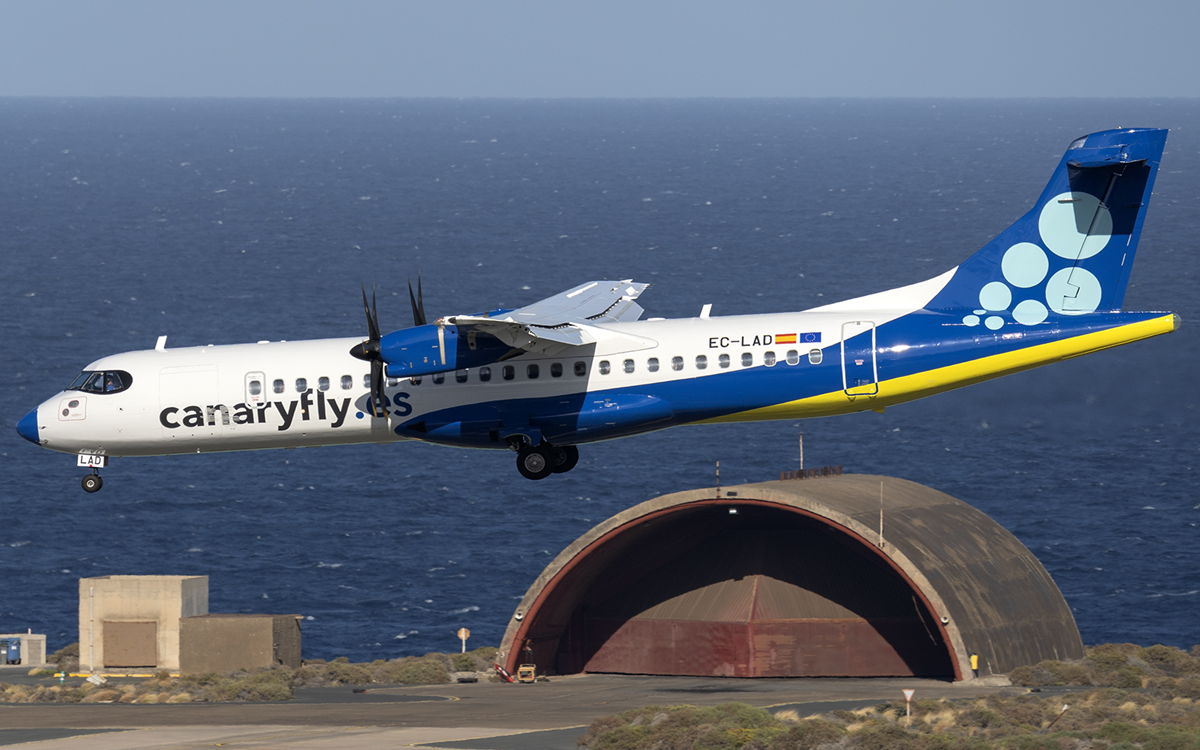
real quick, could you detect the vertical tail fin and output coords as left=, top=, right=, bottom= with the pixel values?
left=925, top=128, right=1168, bottom=324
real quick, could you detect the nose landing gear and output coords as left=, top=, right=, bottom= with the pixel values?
left=77, top=454, right=107, bottom=493
left=82, top=471, right=103, bottom=493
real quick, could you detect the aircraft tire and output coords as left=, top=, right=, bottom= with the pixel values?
left=552, top=445, right=579, bottom=474
left=82, top=474, right=103, bottom=493
left=517, top=444, right=554, bottom=480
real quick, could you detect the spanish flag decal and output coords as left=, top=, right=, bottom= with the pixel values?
left=776, top=333, right=821, bottom=345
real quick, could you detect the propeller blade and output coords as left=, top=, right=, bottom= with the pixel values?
left=370, top=359, right=389, bottom=418
left=408, top=271, right=427, bottom=327
left=369, top=285, right=381, bottom=342
left=361, top=284, right=381, bottom=342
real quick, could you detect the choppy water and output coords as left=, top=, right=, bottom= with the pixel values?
left=1, top=98, right=1197, bottom=660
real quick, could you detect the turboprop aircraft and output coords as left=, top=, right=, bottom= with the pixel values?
left=17, top=128, right=1180, bottom=492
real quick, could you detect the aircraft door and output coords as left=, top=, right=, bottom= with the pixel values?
left=841, top=321, right=878, bottom=397
left=159, top=365, right=222, bottom=439
left=245, top=372, right=266, bottom=405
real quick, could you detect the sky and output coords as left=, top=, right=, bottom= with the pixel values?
left=2, top=0, right=1199, bottom=98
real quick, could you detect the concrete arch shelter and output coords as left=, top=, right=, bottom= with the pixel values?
left=499, top=475, right=1082, bottom=680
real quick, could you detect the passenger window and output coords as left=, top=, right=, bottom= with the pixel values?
left=248, top=380, right=262, bottom=396
left=574, top=361, right=587, bottom=376
left=599, top=360, right=611, bottom=375
left=502, top=365, right=515, bottom=381
left=410, top=376, right=422, bottom=385
left=527, top=364, right=539, bottom=379
left=718, top=354, right=730, bottom=369
left=363, top=374, right=371, bottom=388
left=764, top=351, right=776, bottom=367
left=432, top=372, right=444, bottom=384
left=741, top=352, right=753, bottom=367
left=696, top=355, right=708, bottom=370
left=341, top=375, right=353, bottom=390
left=456, top=369, right=468, bottom=383
left=647, top=357, right=659, bottom=372
left=672, top=356, right=683, bottom=371
left=318, top=376, right=330, bottom=391
left=274, top=379, right=285, bottom=394
left=809, top=348, right=823, bottom=365
left=296, top=378, right=307, bottom=392
left=387, top=376, right=400, bottom=387
left=479, top=366, right=492, bottom=382
left=786, top=350, right=800, bottom=365
left=623, top=359, right=635, bottom=373
left=551, top=363, right=563, bottom=378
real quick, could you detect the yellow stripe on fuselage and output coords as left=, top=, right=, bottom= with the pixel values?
left=699, top=313, right=1179, bottom=424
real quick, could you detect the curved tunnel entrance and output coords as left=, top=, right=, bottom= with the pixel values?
left=534, top=501, right=954, bottom=678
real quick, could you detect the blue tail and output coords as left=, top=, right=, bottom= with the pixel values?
left=925, top=128, right=1168, bottom=323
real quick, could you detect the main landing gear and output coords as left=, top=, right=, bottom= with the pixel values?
left=513, top=441, right=579, bottom=480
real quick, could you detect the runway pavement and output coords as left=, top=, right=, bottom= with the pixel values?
left=0, top=673, right=1020, bottom=749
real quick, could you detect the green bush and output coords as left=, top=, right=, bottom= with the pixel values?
left=1088, top=643, right=1132, bottom=673
left=389, top=657, right=450, bottom=685
left=450, top=653, right=476, bottom=672
left=324, top=661, right=373, bottom=685
left=1112, top=666, right=1146, bottom=688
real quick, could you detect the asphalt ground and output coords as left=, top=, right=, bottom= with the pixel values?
left=0, top=672, right=1026, bottom=749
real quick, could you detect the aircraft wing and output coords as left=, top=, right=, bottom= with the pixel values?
left=446, top=280, right=648, bottom=352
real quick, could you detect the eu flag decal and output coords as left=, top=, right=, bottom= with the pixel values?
left=777, top=332, right=821, bottom=344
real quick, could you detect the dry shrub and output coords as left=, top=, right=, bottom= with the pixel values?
left=48, top=642, right=79, bottom=672
left=1176, top=677, right=1200, bottom=700
left=766, top=718, right=845, bottom=750
left=577, top=703, right=781, bottom=750
left=1139, top=645, right=1193, bottom=677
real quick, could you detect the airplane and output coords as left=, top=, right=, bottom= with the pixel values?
left=16, top=127, right=1179, bottom=492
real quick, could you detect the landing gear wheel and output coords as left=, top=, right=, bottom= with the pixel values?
left=82, top=474, right=103, bottom=493
left=516, top=444, right=554, bottom=480
left=551, top=445, right=579, bottom=474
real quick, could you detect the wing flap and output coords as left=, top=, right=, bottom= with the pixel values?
left=445, top=279, right=647, bottom=352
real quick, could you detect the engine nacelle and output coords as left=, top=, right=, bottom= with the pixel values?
left=381, top=325, right=514, bottom=378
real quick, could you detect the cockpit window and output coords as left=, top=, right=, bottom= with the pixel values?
left=67, top=370, right=133, bottom=395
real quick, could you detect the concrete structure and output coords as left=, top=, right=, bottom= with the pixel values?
left=0, top=633, right=47, bottom=666
left=78, top=576, right=208, bottom=671
left=180, top=614, right=303, bottom=674
left=499, top=475, right=1083, bottom=681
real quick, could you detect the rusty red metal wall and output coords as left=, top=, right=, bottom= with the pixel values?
left=545, top=509, right=953, bottom=677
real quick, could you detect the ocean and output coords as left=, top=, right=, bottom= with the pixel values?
left=1, top=98, right=1197, bottom=661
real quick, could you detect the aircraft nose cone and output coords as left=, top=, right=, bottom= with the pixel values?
left=16, top=408, right=40, bottom=445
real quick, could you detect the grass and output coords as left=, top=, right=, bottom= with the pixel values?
left=575, top=643, right=1200, bottom=750
left=0, top=645, right=501, bottom=703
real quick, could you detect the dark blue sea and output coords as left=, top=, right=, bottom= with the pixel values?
left=1, top=98, right=1197, bottom=661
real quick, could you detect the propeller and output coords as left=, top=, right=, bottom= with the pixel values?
left=408, top=270, right=427, bottom=327
left=349, top=284, right=388, bottom=418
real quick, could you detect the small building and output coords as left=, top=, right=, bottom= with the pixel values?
left=78, top=576, right=302, bottom=674
left=180, top=614, right=303, bottom=674
left=0, top=633, right=47, bottom=666
left=79, top=576, right=208, bottom=671
left=498, top=474, right=1083, bottom=681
